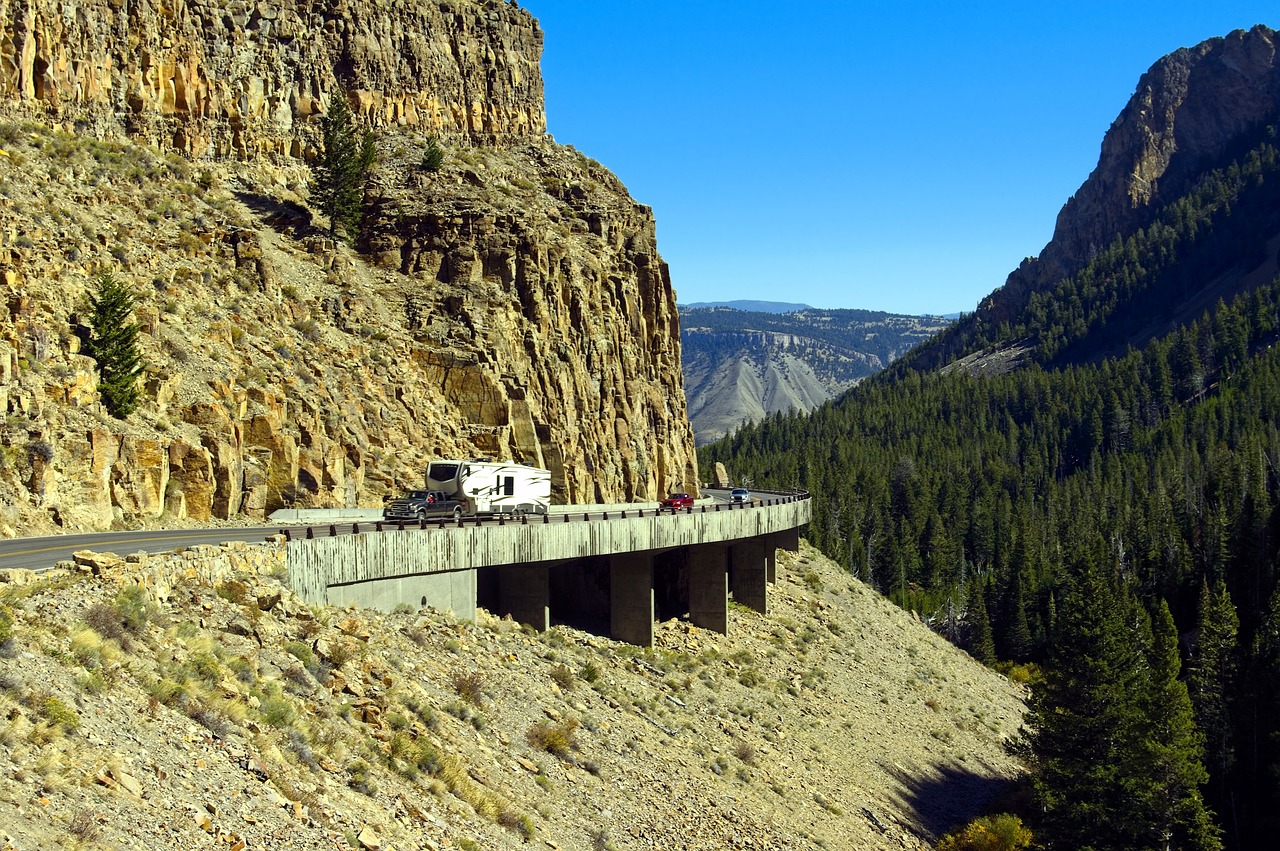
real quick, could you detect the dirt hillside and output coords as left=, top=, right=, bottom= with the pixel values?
left=0, top=540, right=1026, bottom=850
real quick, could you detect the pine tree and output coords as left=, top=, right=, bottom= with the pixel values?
left=310, top=92, right=375, bottom=241
left=967, top=577, right=996, bottom=666
left=85, top=271, right=143, bottom=418
left=1027, top=558, right=1148, bottom=850
left=1188, top=579, right=1239, bottom=809
left=1135, top=599, right=1222, bottom=850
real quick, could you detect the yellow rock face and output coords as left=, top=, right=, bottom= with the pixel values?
left=0, top=1, right=698, bottom=532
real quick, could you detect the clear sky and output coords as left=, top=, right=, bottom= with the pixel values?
left=524, top=1, right=1278, bottom=316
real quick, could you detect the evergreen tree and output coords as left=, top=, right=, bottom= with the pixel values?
left=967, top=577, right=996, bottom=666
left=1135, top=599, right=1222, bottom=850
left=85, top=271, right=143, bottom=418
left=1243, top=585, right=1280, bottom=841
left=1188, top=579, right=1239, bottom=811
left=310, top=92, right=375, bottom=241
left=1027, top=557, right=1148, bottom=850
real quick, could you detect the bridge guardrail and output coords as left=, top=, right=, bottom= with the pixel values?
left=274, top=490, right=811, bottom=541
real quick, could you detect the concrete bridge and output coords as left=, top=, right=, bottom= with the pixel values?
left=284, top=492, right=811, bottom=645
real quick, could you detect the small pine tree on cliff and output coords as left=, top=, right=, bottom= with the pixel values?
left=86, top=271, right=143, bottom=418
left=311, top=92, right=376, bottom=241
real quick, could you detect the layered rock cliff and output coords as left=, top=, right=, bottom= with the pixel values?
left=0, top=0, right=698, bottom=533
left=982, top=23, right=1280, bottom=322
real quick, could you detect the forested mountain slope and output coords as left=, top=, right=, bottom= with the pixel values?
left=703, top=24, right=1280, bottom=850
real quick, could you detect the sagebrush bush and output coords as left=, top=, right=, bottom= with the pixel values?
left=43, top=697, right=80, bottom=732
left=497, top=809, right=535, bottom=840
left=452, top=670, right=485, bottom=705
left=260, top=696, right=297, bottom=728
left=114, top=585, right=155, bottom=634
left=526, top=718, right=580, bottom=759
left=550, top=663, right=575, bottom=691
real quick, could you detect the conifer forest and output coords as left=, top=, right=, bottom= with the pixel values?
left=703, top=126, right=1280, bottom=849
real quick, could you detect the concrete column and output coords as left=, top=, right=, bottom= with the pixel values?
left=498, top=564, right=549, bottom=632
left=765, top=546, right=777, bottom=585
left=689, top=544, right=728, bottom=634
left=610, top=552, right=654, bottom=646
left=768, top=528, right=801, bottom=553
left=730, top=538, right=768, bottom=615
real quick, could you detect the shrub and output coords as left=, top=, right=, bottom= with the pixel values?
left=526, top=718, right=579, bottom=759
left=452, top=670, right=485, bottom=705
left=497, top=809, right=535, bottom=841
left=936, top=814, right=1033, bottom=851
left=216, top=580, right=248, bottom=605
left=346, top=759, right=378, bottom=796
left=114, top=585, right=155, bottom=634
left=420, top=137, right=445, bottom=172
left=581, top=660, right=602, bottom=684
left=68, top=809, right=101, bottom=842
left=43, top=697, right=80, bottom=732
left=550, top=663, right=575, bottom=691
left=284, top=640, right=318, bottom=673
left=260, top=696, right=297, bottom=728
left=82, top=602, right=129, bottom=646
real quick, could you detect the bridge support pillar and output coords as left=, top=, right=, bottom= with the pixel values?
left=730, top=538, right=768, bottom=615
left=498, top=564, right=549, bottom=632
left=689, top=544, right=728, bottom=634
left=610, top=553, right=654, bottom=646
left=767, top=528, right=800, bottom=555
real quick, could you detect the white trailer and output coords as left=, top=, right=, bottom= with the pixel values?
left=425, top=460, right=551, bottom=517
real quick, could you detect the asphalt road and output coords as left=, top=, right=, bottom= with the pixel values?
left=0, top=491, right=759, bottom=573
left=0, top=527, right=287, bottom=572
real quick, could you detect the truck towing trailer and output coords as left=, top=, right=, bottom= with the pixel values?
left=425, top=460, right=551, bottom=517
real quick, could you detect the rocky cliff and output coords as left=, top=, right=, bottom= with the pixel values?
left=982, top=23, right=1280, bottom=323
left=0, top=0, right=698, bottom=534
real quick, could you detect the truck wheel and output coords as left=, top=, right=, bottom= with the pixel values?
left=453, top=506, right=464, bottom=519
left=417, top=509, right=427, bottom=521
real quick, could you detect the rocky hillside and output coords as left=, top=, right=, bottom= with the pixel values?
left=0, top=539, right=1026, bottom=850
left=981, top=23, right=1280, bottom=327
left=0, top=0, right=698, bottom=536
left=681, top=307, right=952, bottom=445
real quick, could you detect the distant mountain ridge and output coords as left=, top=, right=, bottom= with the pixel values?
left=680, top=307, right=952, bottom=444
left=680, top=300, right=813, bottom=313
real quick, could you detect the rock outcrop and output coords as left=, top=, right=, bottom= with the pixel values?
left=0, top=0, right=544, bottom=155
left=0, top=0, right=698, bottom=533
left=982, top=24, right=1280, bottom=322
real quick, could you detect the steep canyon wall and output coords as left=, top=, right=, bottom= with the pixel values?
left=0, top=0, right=698, bottom=532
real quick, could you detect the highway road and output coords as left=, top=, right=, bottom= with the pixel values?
left=0, top=526, right=288, bottom=572
left=0, top=490, right=757, bottom=573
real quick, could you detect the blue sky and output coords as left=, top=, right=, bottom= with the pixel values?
left=525, top=1, right=1277, bottom=315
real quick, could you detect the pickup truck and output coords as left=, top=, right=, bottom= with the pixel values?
left=383, top=490, right=464, bottom=521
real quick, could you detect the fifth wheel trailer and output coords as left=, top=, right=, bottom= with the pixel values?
left=425, top=460, right=551, bottom=517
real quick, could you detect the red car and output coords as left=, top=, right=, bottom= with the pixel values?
left=660, top=492, right=694, bottom=511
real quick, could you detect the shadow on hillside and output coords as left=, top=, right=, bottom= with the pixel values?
left=234, top=191, right=322, bottom=240
left=884, top=759, right=1018, bottom=839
